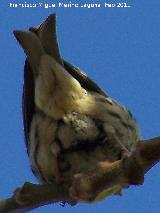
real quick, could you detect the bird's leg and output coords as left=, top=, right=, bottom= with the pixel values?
left=69, top=137, right=144, bottom=202
left=70, top=160, right=125, bottom=202
left=103, top=124, right=131, bottom=158
left=108, top=131, right=131, bottom=158
left=69, top=128, right=133, bottom=202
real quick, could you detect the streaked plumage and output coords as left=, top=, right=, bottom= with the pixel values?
left=14, top=14, right=140, bottom=202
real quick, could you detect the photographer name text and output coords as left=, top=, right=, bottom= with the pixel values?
left=9, top=2, right=131, bottom=9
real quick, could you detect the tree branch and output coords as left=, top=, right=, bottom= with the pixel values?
left=0, top=136, right=160, bottom=212
left=0, top=182, right=74, bottom=212
left=70, top=137, right=160, bottom=202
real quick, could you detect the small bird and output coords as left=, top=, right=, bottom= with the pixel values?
left=14, top=14, right=140, bottom=202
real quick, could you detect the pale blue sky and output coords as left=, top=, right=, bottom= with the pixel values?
left=0, top=0, right=160, bottom=212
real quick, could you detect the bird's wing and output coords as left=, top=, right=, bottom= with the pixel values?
left=23, top=60, right=34, bottom=152
left=22, top=14, right=63, bottom=151
left=20, top=14, right=108, bottom=152
left=63, top=60, right=107, bottom=97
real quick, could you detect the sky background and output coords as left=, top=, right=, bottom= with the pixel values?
left=0, top=0, right=160, bottom=212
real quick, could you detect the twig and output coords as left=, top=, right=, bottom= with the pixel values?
left=0, top=182, right=73, bottom=212
left=0, top=136, right=160, bottom=212
left=70, top=137, right=160, bottom=202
